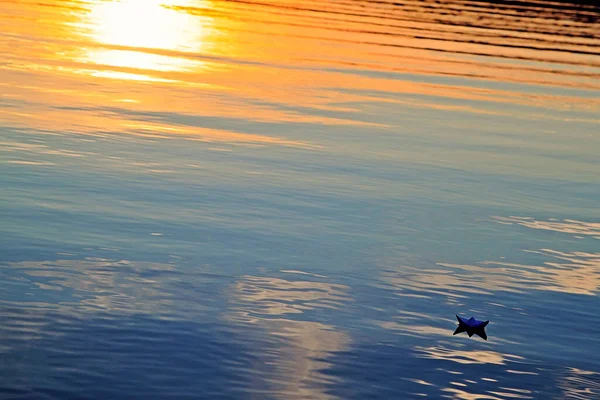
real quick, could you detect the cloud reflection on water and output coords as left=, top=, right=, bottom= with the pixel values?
left=0, top=257, right=223, bottom=319
left=382, top=214, right=600, bottom=299
left=415, top=346, right=523, bottom=366
left=441, top=387, right=532, bottom=400
left=228, top=273, right=349, bottom=399
left=494, top=216, right=600, bottom=240
left=559, top=368, right=600, bottom=399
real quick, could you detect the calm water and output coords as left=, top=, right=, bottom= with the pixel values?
left=1, top=0, right=599, bottom=398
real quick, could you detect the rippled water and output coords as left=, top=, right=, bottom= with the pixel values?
left=1, top=0, right=599, bottom=398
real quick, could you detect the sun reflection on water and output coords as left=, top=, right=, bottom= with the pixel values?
left=78, top=0, right=215, bottom=77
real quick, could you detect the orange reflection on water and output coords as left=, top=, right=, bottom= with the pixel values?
left=2, top=0, right=599, bottom=152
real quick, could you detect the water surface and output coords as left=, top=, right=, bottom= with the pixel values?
left=1, top=0, right=599, bottom=398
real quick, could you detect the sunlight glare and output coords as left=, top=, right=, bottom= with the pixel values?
left=82, top=0, right=213, bottom=76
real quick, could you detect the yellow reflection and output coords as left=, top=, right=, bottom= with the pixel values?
left=81, top=0, right=214, bottom=75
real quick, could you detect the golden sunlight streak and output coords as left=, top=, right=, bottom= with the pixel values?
left=79, top=0, right=215, bottom=77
